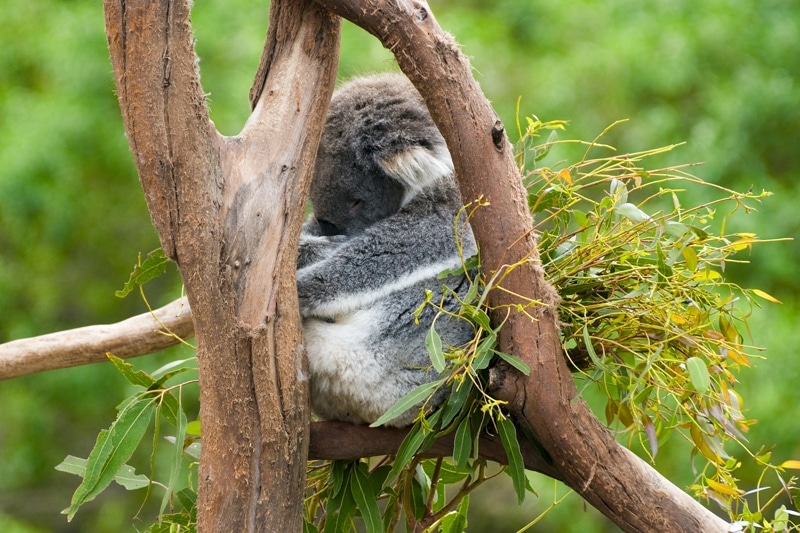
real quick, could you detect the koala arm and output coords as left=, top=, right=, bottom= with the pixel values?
left=297, top=218, right=348, bottom=270
left=297, top=208, right=475, bottom=318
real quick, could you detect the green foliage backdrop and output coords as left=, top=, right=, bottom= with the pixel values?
left=0, top=0, right=797, bottom=531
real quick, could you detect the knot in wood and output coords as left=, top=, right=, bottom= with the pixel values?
left=410, top=1, right=429, bottom=21
left=491, top=120, right=505, bottom=150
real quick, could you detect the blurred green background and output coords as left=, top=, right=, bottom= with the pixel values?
left=1, top=0, right=797, bottom=531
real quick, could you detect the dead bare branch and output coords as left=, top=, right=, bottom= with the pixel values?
left=0, top=298, right=192, bottom=380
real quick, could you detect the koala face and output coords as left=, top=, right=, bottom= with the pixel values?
left=311, top=146, right=406, bottom=236
left=310, top=73, right=455, bottom=237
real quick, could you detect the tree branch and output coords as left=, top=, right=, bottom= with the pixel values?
left=0, top=299, right=192, bottom=380
left=309, top=421, right=562, bottom=480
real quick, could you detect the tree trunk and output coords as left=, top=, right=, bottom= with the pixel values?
left=103, top=0, right=339, bottom=530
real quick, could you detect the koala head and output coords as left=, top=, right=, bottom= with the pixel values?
left=310, top=73, right=455, bottom=237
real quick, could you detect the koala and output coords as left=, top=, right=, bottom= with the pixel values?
left=297, top=73, right=478, bottom=427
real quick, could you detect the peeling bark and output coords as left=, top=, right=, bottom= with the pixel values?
left=103, top=0, right=339, bottom=530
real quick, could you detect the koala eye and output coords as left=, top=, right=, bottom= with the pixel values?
left=349, top=199, right=363, bottom=213
left=317, top=219, right=343, bottom=237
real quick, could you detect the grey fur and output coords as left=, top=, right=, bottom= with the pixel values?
left=298, top=73, right=477, bottom=427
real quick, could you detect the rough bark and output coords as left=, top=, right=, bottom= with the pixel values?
left=311, top=0, right=728, bottom=531
left=103, top=0, right=339, bottom=531
left=309, top=421, right=562, bottom=480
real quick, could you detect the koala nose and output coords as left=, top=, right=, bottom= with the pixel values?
left=317, top=219, right=343, bottom=237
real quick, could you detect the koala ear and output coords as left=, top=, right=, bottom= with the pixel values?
left=378, top=144, right=454, bottom=204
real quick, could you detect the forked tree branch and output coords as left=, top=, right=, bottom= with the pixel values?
left=103, top=0, right=340, bottom=530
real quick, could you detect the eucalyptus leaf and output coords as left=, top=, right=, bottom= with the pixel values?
left=64, top=394, right=156, bottom=520
left=609, top=178, right=628, bottom=204
left=55, top=456, right=150, bottom=490
left=387, top=423, right=428, bottom=484
left=441, top=494, right=470, bottom=533
left=686, top=357, right=711, bottom=394
left=370, top=379, right=444, bottom=427
left=350, top=463, right=382, bottom=533
left=159, top=390, right=188, bottom=518
left=440, top=379, right=471, bottom=428
left=115, top=248, right=171, bottom=298
left=453, top=418, right=473, bottom=470
left=426, top=325, right=446, bottom=373
left=615, top=202, right=651, bottom=223
left=108, top=354, right=156, bottom=389
left=495, top=350, right=531, bottom=375
left=497, top=417, right=526, bottom=504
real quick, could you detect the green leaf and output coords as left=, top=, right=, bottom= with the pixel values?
left=155, top=389, right=181, bottom=427
left=151, top=357, right=196, bottom=381
left=464, top=306, right=492, bottom=331
left=752, top=288, right=782, bottom=304
left=350, top=463, right=382, bottom=533
left=615, top=202, right=650, bottom=223
left=642, top=413, right=658, bottom=459
left=656, top=242, right=673, bottom=281
left=55, top=456, right=150, bottom=490
left=665, top=221, right=690, bottom=239
left=108, top=354, right=156, bottom=389
left=329, top=460, right=347, bottom=497
left=453, top=418, right=473, bottom=470
left=115, top=248, right=171, bottom=298
left=55, top=455, right=89, bottom=478
left=440, top=379, right=471, bottom=428
left=424, top=460, right=469, bottom=485
left=497, top=416, right=526, bottom=504
left=495, top=350, right=531, bottom=375
left=113, top=463, right=152, bottom=490
left=681, top=245, right=699, bottom=271
left=426, top=325, right=446, bottom=373
left=64, top=394, right=156, bottom=520
left=441, top=494, right=470, bottom=533
left=686, top=357, right=710, bottom=394
left=582, top=325, right=609, bottom=372
left=409, top=474, right=427, bottom=520
left=323, top=469, right=357, bottom=533
left=370, top=379, right=444, bottom=427
left=186, top=420, right=202, bottom=436
left=609, top=178, right=628, bottom=204
left=472, top=334, right=496, bottom=370
left=159, top=390, right=188, bottom=518
left=387, top=423, right=429, bottom=484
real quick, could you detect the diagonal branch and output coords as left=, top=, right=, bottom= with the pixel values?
left=312, top=0, right=728, bottom=531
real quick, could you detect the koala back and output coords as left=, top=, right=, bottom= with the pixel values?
left=299, top=72, right=478, bottom=427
